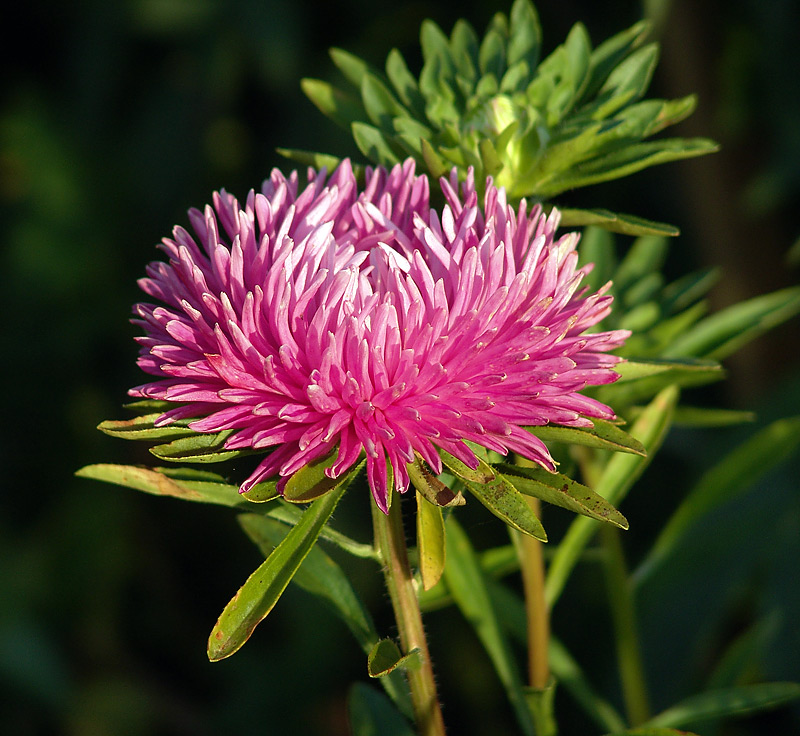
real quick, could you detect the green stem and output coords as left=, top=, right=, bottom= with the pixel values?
left=600, top=524, right=650, bottom=727
left=519, top=497, right=550, bottom=690
left=372, top=498, right=446, bottom=736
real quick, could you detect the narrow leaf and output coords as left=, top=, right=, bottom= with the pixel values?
left=300, top=78, right=365, bottom=129
left=546, top=386, right=678, bottom=607
left=385, top=48, right=426, bottom=118
left=644, top=682, right=800, bottom=729
left=508, top=0, right=542, bottom=71
left=444, top=517, right=536, bottom=736
left=416, top=491, right=446, bottom=590
left=498, top=464, right=629, bottom=529
left=528, top=418, right=645, bottom=456
left=238, top=514, right=377, bottom=650
left=275, top=148, right=344, bottom=172
left=664, top=286, right=800, bottom=360
left=330, top=47, right=374, bottom=88
left=352, top=122, right=401, bottom=167
left=149, top=430, right=249, bottom=463
left=671, top=406, right=755, bottom=428
left=76, top=464, right=251, bottom=509
left=635, top=416, right=800, bottom=584
left=97, top=414, right=193, bottom=442
left=557, top=208, right=679, bottom=237
left=207, top=485, right=346, bottom=661
left=581, top=20, right=651, bottom=102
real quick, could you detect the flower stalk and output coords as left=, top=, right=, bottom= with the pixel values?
left=372, top=497, right=446, bottom=736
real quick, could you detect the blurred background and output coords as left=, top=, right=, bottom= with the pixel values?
left=2, top=0, right=799, bottom=733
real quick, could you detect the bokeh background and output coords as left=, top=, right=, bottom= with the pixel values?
left=2, top=0, right=800, bottom=734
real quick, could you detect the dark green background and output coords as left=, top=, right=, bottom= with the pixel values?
left=2, top=1, right=800, bottom=734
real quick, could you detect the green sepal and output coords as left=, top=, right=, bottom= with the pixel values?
left=440, top=452, right=546, bottom=540
left=97, top=413, right=194, bottom=442
left=527, top=418, right=645, bottom=456
left=149, top=430, right=249, bottom=463
left=282, top=448, right=357, bottom=503
left=408, top=455, right=465, bottom=507
left=556, top=207, right=679, bottom=236
left=207, top=484, right=347, bottom=661
left=416, top=490, right=446, bottom=591
left=642, top=682, right=800, bottom=729
left=367, top=639, right=422, bottom=678
left=498, top=464, right=629, bottom=529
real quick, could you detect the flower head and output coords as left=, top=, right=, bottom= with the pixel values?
left=132, top=158, right=628, bottom=512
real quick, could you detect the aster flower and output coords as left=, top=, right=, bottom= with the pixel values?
left=131, top=158, right=628, bottom=513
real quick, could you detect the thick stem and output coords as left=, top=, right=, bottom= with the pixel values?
left=519, top=496, right=550, bottom=690
left=600, top=524, right=650, bottom=727
left=372, top=499, right=446, bottom=736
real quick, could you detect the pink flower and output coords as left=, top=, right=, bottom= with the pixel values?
left=132, top=159, right=628, bottom=512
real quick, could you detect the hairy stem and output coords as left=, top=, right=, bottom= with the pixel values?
left=372, top=498, right=446, bottom=736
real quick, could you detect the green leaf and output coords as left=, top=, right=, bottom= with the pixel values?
left=330, top=47, right=374, bottom=88
left=76, top=464, right=252, bottom=509
left=660, top=267, right=719, bottom=315
left=361, top=73, right=409, bottom=132
left=497, top=464, right=629, bottom=529
left=416, top=491, right=446, bottom=591
left=238, top=514, right=377, bottom=650
left=479, top=27, right=507, bottom=81
left=444, top=517, right=536, bottom=736
left=671, top=406, right=756, bottom=428
left=527, top=418, right=645, bottom=456
left=207, top=485, right=346, bottom=661
left=664, top=286, right=800, bottom=360
left=576, top=226, right=617, bottom=292
left=367, top=639, right=421, bottom=678
left=549, top=637, right=627, bottom=733
left=352, top=122, right=401, bottom=167
left=148, top=430, right=248, bottom=463
left=546, top=385, right=678, bottom=607
left=644, top=682, right=800, bottom=729
left=581, top=20, right=651, bottom=102
left=508, top=0, right=542, bottom=72
left=347, top=683, right=416, bottom=736
left=615, top=235, right=669, bottom=293
left=97, top=414, right=194, bottom=442
left=545, top=137, right=719, bottom=195
left=593, top=44, right=660, bottom=119
left=440, top=452, right=546, bottom=540
left=385, top=48, right=426, bottom=119
left=300, top=78, right=365, bottom=130
left=707, top=615, right=780, bottom=691
left=275, top=148, right=344, bottom=172
left=557, top=208, right=679, bottom=237
left=635, top=416, right=800, bottom=584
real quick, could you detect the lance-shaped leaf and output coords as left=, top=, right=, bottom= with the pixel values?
left=441, top=452, right=546, bottom=540
left=643, top=682, right=800, bottom=729
left=207, top=485, right=347, bottom=661
left=416, top=491, right=446, bottom=590
left=557, top=207, right=679, bottom=237
left=97, top=414, right=194, bottom=442
left=664, top=286, right=800, bottom=360
left=671, top=406, right=755, bottom=428
left=527, top=418, right=645, bottom=456
left=635, top=416, right=800, bottom=584
left=76, top=464, right=253, bottom=509
left=149, top=430, right=250, bottom=463
left=239, top=514, right=376, bottom=649
left=276, top=148, right=344, bottom=172
left=546, top=385, right=678, bottom=607
left=367, top=639, right=422, bottom=678
left=444, top=517, right=536, bottom=736
left=300, top=78, right=366, bottom=130
left=498, top=464, right=629, bottom=529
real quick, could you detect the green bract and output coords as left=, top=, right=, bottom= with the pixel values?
left=287, top=0, right=718, bottom=235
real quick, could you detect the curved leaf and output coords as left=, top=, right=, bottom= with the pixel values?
left=97, top=414, right=193, bottom=442
left=149, top=430, right=250, bottom=463
left=207, top=485, right=347, bottom=661
left=528, top=418, right=645, bottom=456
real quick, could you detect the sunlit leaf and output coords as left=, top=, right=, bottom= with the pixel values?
left=498, top=464, right=629, bottom=528
left=416, top=491, right=446, bottom=590
left=149, top=430, right=250, bottom=463
left=557, top=208, right=679, bottom=236
left=528, top=418, right=645, bottom=456
left=207, top=485, right=346, bottom=661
